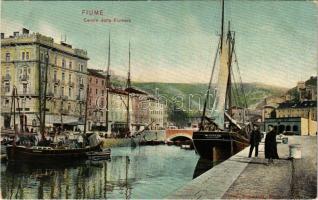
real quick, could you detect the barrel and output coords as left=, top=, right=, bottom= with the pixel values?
left=289, top=144, right=301, bottom=159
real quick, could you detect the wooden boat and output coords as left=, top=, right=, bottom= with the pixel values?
left=6, top=142, right=102, bottom=163
left=192, top=0, right=250, bottom=161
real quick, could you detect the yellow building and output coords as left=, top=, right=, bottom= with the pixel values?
left=1, top=29, right=89, bottom=132
left=276, top=101, right=317, bottom=121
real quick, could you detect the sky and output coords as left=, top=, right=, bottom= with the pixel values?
left=1, top=0, right=317, bottom=88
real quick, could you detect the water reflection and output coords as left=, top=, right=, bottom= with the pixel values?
left=1, top=145, right=199, bottom=199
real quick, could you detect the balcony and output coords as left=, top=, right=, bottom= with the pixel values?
left=61, top=95, right=68, bottom=101
left=19, top=75, right=29, bottom=82
left=53, top=79, right=60, bottom=85
left=2, top=74, right=11, bottom=82
left=68, top=82, right=74, bottom=87
left=61, top=109, right=69, bottom=115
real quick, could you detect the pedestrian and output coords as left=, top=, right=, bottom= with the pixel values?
left=248, top=124, right=261, bottom=157
left=265, top=125, right=279, bottom=164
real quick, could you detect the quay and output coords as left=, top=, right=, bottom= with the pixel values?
left=167, top=136, right=317, bottom=199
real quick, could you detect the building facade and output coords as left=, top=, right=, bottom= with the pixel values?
left=264, top=117, right=317, bottom=136
left=87, top=69, right=131, bottom=133
left=1, top=29, right=88, bottom=132
left=276, top=101, right=317, bottom=121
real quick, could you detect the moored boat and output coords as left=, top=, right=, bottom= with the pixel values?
left=6, top=142, right=102, bottom=163
left=192, top=0, right=250, bottom=161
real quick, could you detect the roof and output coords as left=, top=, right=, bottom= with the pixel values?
left=277, top=100, right=317, bottom=109
left=125, top=87, right=148, bottom=95
left=87, top=68, right=105, bottom=79
left=109, top=88, right=128, bottom=95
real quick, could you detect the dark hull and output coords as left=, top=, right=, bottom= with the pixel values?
left=192, top=131, right=249, bottom=161
left=6, top=144, right=102, bottom=163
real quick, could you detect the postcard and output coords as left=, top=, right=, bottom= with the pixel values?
left=1, top=0, right=317, bottom=199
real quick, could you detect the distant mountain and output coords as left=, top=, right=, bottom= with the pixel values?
left=133, top=82, right=288, bottom=112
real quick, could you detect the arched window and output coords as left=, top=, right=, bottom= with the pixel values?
left=32, top=119, right=37, bottom=127
left=286, top=125, right=291, bottom=131
left=278, top=125, right=285, bottom=133
left=293, top=125, right=298, bottom=132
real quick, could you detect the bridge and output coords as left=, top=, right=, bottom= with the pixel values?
left=165, top=129, right=194, bottom=142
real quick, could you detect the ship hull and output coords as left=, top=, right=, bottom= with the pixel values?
left=192, top=131, right=249, bottom=161
left=6, top=144, right=102, bottom=163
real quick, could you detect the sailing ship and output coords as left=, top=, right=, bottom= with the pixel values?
left=192, top=0, right=250, bottom=161
left=6, top=52, right=102, bottom=163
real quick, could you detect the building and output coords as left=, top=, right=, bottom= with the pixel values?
left=297, top=77, right=317, bottom=101
left=264, top=117, right=317, bottom=136
left=276, top=101, right=317, bottom=121
left=262, top=100, right=317, bottom=135
left=87, top=69, right=130, bottom=133
left=1, top=29, right=89, bottom=132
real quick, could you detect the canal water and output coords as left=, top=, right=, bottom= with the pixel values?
left=1, top=145, right=200, bottom=199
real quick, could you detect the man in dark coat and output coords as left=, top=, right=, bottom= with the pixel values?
left=265, top=125, right=279, bottom=164
left=248, top=124, right=261, bottom=157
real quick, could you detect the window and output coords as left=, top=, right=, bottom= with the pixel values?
left=5, top=98, right=9, bottom=106
left=69, top=74, right=72, bottom=83
left=96, top=79, right=98, bottom=84
left=54, top=56, right=57, bottom=65
left=61, top=87, right=64, bottom=96
left=90, top=77, right=92, bottom=82
left=69, top=61, right=72, bottom=69
left=80, top=64, right=84, bottom=72
left=102, top=80, right=104, bottom=85
left=69, top=87, right=72, bottom=97
left=54, top=71, right=57, bottom=81
left=26, top=52, right=29, bottom=60
left=5, top=83, right=10, bottom=93
left=23, top=84, right=27, bottom=94
left=40, top=53, right=44, bottom=61
left=62, top=58, right=65, bottom=68
left=5, top=53, right=10, bottom=62
left=293, top=125, right=298, bottom=132
left=68, top=104, right=71, bottom=111
left=96, top=89, right=98, bottom=95
left=22, top=52, right=25, bottom=60
left=32, top=119, right=37, bottom=127
left=102, top=90, right=104, bottom=95
left=62, top=72, right=65, bottom=81
left=54, top=85, right=57, bottom=94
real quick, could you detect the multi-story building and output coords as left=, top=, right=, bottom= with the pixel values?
left=276, top=100, right=317, bottom=121
left=1, top=29, right=88, bottom=132
left=86, top=69, right=168, bottom=132
left=87, top=69, right=130, bottom=133
left=297, top=77, right=317, bottom=101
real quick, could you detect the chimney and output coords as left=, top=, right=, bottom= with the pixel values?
left=22, top=28, right=29, bottom=35
left=1, top=33, right=4, bottom=39
left=13, top=31, right=19, bottom=37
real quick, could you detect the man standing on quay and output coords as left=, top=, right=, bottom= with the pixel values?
left=248, top=124, right=261, bottom=158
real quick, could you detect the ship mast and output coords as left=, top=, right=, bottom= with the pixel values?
left=126, top=41, right=131, bottom=136
left=220, top=0, right=225, bottom=51
left=105, top=32, right=111, bottom=133
left=39, top=50, right=49, bottom=140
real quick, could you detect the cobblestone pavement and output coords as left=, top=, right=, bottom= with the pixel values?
left=222, top=136, right=317, bottom=199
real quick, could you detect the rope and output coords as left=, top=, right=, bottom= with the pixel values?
left=233, top=48, right=248, bottom=108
